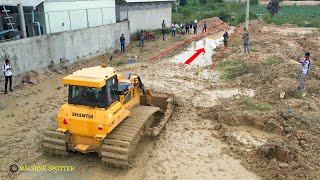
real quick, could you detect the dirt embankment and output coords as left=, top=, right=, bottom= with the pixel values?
left=201, top=19, right=320, bottom=179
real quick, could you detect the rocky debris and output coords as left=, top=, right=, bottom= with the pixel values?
left=263, top=120, right=283, bottom=135
left=280, top=92, right=285, bottom=99
left=235, top=79, right=242, bottom=86
left=213, top=123, right=222, bottom=130
left=308, top=103, right=318, bottom=111
left=21, top=71, right=39, bottom=84
left=221, top=147, right=231, bottom=154
left=257, top=143, right=296, bottom=163
left=0, top=102, right=5, bottom=110
left=280, top=108, right=294, bottom=120
left=278, top=163, right=289, bottom=168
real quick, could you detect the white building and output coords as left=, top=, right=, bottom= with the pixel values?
left=1, top=0, right=174, bottom=37
left=116, top=0, right=174, bottom=33
left=26, top=0, right=116, bottom=35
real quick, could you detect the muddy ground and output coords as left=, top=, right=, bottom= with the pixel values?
left=0, top=19, right=319, bottom=180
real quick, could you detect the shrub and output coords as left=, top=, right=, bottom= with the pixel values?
left=287, top=89, right=304, bottom=99
left=262, top=56, right=277, bottom=66
left=242, top=98, right=272, bottom=111
left=200, top=0, right=208, bottom=4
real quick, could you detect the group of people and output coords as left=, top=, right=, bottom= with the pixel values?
left=161, top=20, right=209, bottom=40
left=169, top=20, right=208, bottom=38
left=119, top=19, right=209, bottom=52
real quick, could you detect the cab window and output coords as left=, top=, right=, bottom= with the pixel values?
left=123, top=90, right=132, bottom=104
left=68, top=85, right=106, bottom=108
left=106, top=76, right=119, bottom=106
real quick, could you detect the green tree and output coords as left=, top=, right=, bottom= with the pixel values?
left=180, top=0, right=188, bottom=6
left=267, top=0, right=282, bottom=16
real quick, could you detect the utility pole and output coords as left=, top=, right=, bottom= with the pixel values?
left=18, top=3, right=27, bottom=38
left=175, top=0, right=180, bottom=12
left=245, top=0, right=250, bottom=31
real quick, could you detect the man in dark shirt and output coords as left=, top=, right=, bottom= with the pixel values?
left=185, top=21, right=190, bottom=34
left=223, top=31, right=229, bottom=47
left=243, top=31, right=250, bottom=53
left=120, top=34, right=125, bottom=52
left=202, top=20, right=207, bottom=33
left=139, top=31, right=144, bottom=47
left=161, top=20, right=166, bottom=41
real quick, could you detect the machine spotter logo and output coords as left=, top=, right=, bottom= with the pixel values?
left=10, top=164, right=75, bottom=173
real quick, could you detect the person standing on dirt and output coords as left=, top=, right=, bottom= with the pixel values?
left=298, top=52, right=311, bottom=90
left=2, top=59, right=13, bottom=94
left=223, top=31, right=229, bottom=47
left=120, top=34, right=125, bottom=52
left=202, top=20, right=207, bottom=33
left=185, top=21, right=190, bottom=34
left=193, top=20, right=198, bottom=35
left=171, top=22, right=177, bottom=38
left=243, top=31, right=250, bottom=53
left=161, top=20, right=166, bottom=41
left=139, top=31, right=144, bottom=47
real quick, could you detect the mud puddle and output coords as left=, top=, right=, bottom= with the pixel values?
left=230, top=126, right=280, bottom=149
left=192, top=89, right=255, bottom=108
left=170, top=27, right=235, bottom=67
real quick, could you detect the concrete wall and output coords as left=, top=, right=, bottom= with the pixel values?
left=43, top=0, right=116, bottom=33
left=117, top=2, right=172, bottom=33
left=0, top=21, right=129, bottom=90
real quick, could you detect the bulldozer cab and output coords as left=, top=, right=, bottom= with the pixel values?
left=67, top=75, right=119, bottom=108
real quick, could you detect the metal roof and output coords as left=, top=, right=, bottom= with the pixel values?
left=0, top=0, right=22, bottom=6
left=0, top=0, right=43, bottom=7
left=63, top=66, right=117, bottom=88
left=22, top=0, right=44, bottom=7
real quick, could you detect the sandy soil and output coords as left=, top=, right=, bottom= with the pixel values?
left=1, top=18, right=319, bottom=180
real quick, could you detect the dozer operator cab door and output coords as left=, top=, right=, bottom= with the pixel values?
left=106, top=76, right=119, bottom=107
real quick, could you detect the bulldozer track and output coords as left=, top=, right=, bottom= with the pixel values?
left=101, top=106, right=160, bottom=167
left=43, top=127, right=68, bottom=156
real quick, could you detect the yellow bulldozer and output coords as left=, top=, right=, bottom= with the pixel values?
left=43, top=65, right=174, bottom=166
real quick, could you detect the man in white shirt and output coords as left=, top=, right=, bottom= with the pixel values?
left=2, top=59, right=13, bottom=94
left=171, top=22, right=177, bottom=37
left=298, top=52, right=311, bottom=90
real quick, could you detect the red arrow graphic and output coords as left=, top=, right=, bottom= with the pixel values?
left=184, top=48, right=206, bottom=65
